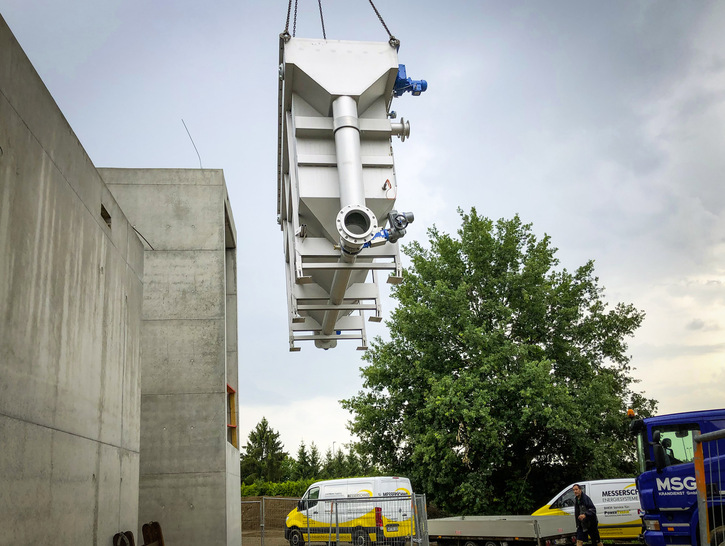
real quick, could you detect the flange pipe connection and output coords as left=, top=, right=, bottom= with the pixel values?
left=336, top=205, right=378, bottom=258
left=391, top=117, right=410, bottom=141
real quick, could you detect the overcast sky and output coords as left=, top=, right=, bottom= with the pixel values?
left=3, top=0, right=724, bottom=459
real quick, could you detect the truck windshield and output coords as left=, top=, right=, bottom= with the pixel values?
left=653, top=425, right=698, bottom=466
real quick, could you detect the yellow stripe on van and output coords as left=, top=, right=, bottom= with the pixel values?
left=598, top=520, right=642, bottom=540
left=531, top=505, right=568, bottom=516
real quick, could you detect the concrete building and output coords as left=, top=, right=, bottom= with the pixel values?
left=1, top=14, right=241, bottom=545
left=0, top=15, right=144, bottom=543
left=103, top=168, right=241, bottom=546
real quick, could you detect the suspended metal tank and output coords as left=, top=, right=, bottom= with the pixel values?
left=277, top=35, right=425, bottom=351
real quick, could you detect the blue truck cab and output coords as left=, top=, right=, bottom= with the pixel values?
left=629, top=409, right=725, bottom=546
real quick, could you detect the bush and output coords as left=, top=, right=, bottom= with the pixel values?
left=241, top=478, right=317, bottom=498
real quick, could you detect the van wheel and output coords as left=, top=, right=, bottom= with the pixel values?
left=710, top=526, right=725, bottom=546
left=353, top=529, right=369, bottom=546
left=289, top=528, right=305, bottom=546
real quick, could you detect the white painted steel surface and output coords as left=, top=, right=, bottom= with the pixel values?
left=277, top=37, right=412, bottom=350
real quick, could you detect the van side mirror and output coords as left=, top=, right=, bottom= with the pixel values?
left=298, top=500, right=305, bottom=511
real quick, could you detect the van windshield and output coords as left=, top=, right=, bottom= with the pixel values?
left=551, top=485, right=585, bottom=509
left=302, top=487, right=320, bottom=510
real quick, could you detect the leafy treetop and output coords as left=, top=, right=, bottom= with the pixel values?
left=342, top=209, right=656, bottom=514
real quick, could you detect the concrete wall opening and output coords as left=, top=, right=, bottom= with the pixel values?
left=101, top=204, right=112, bottom=229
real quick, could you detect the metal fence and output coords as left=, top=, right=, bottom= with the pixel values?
left=413, top=494, right=429, bottom=546
left=694, top=429, right=725, bottom=546
left=242, top=495, right=428, bottom=546
left=242, top=497, right=299, bottom=546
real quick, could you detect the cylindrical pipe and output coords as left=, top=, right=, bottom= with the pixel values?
left=332, top=96, right=365, bottom=208
left=319, top=253, right=355, bottom=343
left=325, top=268, right=353, bottom=310
left=320, top=96, right=367, bottom=341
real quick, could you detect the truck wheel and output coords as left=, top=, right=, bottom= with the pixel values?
left=353, top=529, right=370, bottom=546
left=289, top=529, right=305, bottom=546
left=484, top=542, right=498, bottom=546
left=463, top=541, right=479, bottom=546
left=710, top=526, right=725, bottom=546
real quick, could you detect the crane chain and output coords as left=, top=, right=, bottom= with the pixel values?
left=284, top=0, right=291, bottom=35
left=282, top=0, right=298, bottom=40
left=318, top=0, right=327, bottom=40
left=368, top=0, right=398, bottom=47
left=283, top=0, right=397, bottom=47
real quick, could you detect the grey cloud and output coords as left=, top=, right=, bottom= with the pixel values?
left=633, top=341, right=725, bottom=360
left=687, top=319, right=706, bottom=330
left=685, top=319, right=721, bottom=332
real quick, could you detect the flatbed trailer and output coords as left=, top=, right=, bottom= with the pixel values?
left=428, top=515, right=575, bottom=546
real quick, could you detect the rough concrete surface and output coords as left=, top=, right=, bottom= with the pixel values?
left=0, top=14, right=143, bottom=543
left=104, top=167, right=241, bottom=546
left=1, top=13, right=240, bottom=544
left=142, top=319, right=227, bottom=393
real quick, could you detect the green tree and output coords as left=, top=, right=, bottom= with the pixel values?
left=290, top=441, right=323, bottom=480
left=344, top=448, right=364, bottom=477
left=240, top=417, right=288, bottom=484
left=292, top=441, right=312, bottom=480
left=342, top=209, right=656, bottom=515
left=308, top=442, right=322, bottom=477
left=346, top=444, right=381, bottom=476
left=321, top=447, right=347, bottom=479
left=279, top=453, right=297, bottom=481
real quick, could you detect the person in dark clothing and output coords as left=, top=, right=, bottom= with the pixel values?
left=573, top=484, right=604, bottom=546
left=662, top=438, right=682, bottom=465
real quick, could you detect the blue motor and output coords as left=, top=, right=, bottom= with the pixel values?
left=393, top=64, right=428, bottom=97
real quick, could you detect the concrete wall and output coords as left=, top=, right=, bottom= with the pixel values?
left=0, top=14, right=144, bottom=545
left=102, top=168, right=241, bottom=546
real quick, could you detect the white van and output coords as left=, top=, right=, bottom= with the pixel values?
left=532, top=478, right=641, bottom=540
left=285, top=476, right=414, bottom=546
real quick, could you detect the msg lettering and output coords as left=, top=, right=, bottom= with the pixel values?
left=656, top=477, right=696, bottom=492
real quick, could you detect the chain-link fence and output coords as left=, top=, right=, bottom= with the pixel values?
left=242, top=495, right=428, bottom=546
left=242, top=497, right=299, bottom=546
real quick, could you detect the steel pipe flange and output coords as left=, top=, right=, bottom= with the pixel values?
left=336, top=205, right=378, bottom=255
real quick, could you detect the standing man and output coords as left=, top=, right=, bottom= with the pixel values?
left=573, top=484, right=604, bottom=546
